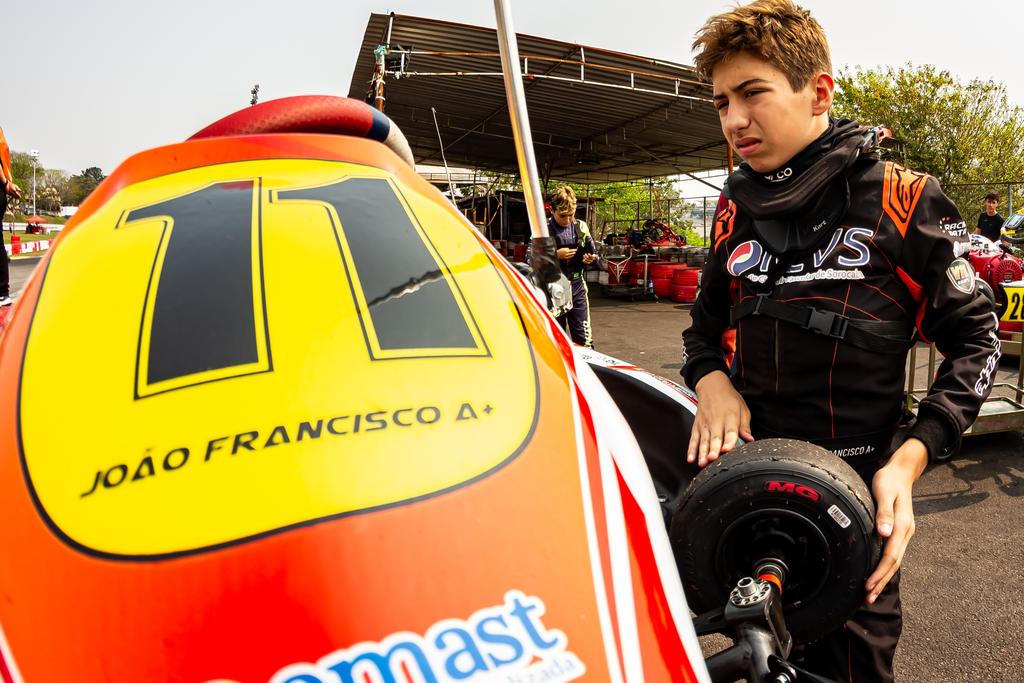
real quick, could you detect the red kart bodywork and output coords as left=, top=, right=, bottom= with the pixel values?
left=0, top=99, right=709, bottom=682
left=968, top=236, right=1024, bottom=334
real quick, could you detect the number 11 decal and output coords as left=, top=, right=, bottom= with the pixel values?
left=118, top=180, right=271, bottom=398
left=118, top=174, right=486, bottom=399
left=274, top=176, right=486, bottom=360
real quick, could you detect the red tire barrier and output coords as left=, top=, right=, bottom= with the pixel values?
left=673, top=268, right=699, bottom=286
left=649, top=263, right=686, bottom=279
left=671, top=284, right=698, bottom=303
left=652, top=277, right=673, bottom=298
left=628, top=260, right=671, bottom=278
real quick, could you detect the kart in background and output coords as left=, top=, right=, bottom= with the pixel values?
left=0, top=97, right=876, bottom=683
left=968, top=233, right=1024, bottom=336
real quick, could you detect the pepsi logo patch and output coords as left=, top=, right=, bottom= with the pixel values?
left=727, top=240, right=763, bottom=277
left=946, top=258, right=975, bottom=294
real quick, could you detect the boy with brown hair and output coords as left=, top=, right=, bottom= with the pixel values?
left=547, top=185, right=597, bottom=347
left=681, top=1, right=999, bottom=679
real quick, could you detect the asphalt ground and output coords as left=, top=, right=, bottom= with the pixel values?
left=8, top=258, right=1023, bottom=680
left=588, top=292, right=1024, bottom=682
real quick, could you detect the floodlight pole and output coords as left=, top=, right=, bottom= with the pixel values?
left=29, top=149, right=39, bottom=216
left=493, top=0, right=547, bottom=239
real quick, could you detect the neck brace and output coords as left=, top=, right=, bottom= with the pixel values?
left=725, top=120, right=873, bottom=258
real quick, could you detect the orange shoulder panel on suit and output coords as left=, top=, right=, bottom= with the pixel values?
left=713, top=200, right=737, bottom=250
left=881, top=161, right=928, bottom=237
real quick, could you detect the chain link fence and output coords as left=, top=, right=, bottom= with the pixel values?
left=944, top=181, right=1024, bottom=223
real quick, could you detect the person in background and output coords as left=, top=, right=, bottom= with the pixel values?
left=548, top=185, right=597, bottom=347
left=975, top=191, right=1004, bottom=241
left=0, top=126, right=23, bottom=307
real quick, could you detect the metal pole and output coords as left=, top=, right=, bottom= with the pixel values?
left=493, top=0, right=548, bottom=239
left=1015, top=333, right=1023, bottom=403
left=32, top=160, right=36, bottom=216
left=430, top=107, right=457, bottom=202
left=373, top=48, right=387, bottom=112
left=906, top=344, right=917, bottom=414
left=927, top=344, right=937, bottom=387
left=372, top=14, right=396, bottom=113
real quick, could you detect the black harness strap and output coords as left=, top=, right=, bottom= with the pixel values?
left=730, top=294, right=914, bottom=354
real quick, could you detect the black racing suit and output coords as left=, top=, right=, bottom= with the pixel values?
left=551, top=216, right=596, bottom=347
left=976, top=211, right=1004, bottom=242
left=682, top=152, right=1000, bottom=681
left=0, top=188, right=8, bottom=300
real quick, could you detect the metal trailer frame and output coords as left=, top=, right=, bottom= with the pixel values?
left=601, top=253, right=658, bottom=301
left=905, top=333, right=1024, bottom=437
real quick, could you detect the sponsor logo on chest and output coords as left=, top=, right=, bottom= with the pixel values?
left=726, top=227, right=874, bottom=284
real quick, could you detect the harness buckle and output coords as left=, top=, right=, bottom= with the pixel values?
left=804, top=308, right=849, bottom=339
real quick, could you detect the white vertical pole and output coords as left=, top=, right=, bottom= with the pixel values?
left=493, top=0, right=548, bottom=239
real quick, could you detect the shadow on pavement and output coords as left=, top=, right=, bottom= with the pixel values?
left=915, top=431, right=1024, bottom=515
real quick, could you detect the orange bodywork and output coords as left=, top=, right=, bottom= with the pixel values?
left=0, top=133, right=704, bottom=682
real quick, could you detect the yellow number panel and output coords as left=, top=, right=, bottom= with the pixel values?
left=1002, top=284, right=1024, bottom=322
left=19, top=159, right=538, bottom=557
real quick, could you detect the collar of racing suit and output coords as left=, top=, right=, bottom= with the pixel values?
left=724, top=119, right=874, bottom=260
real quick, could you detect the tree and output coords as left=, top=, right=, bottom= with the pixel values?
left=833, top=63, right=1024, bottom=215
left=38, top=186, right=63, bottom=213
left=67, top=166, right=107, bottom=205
left=81, top=166, right=106, bottom=183
left=9, top=151, right=36, bottom=190
left=43, top=169, right=71, bottom=205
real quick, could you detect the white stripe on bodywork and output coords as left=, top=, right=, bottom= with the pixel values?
left=567, top=379, right=627, bottom=683
left=573, top=350, right=712, bottom=683
left=578, top=373, right=646, bottom=682
left=0, top=618, right=25, bottom=683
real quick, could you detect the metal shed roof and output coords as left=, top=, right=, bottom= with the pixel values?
left=347, top=13, right=729, bottom=183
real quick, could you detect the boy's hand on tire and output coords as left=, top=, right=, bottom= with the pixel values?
left=866, top=438, right=928, bottom=604
left=688, top=371, right=753, bottom=467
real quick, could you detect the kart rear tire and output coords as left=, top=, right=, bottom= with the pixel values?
left=669, top=439, right=879, bottom=643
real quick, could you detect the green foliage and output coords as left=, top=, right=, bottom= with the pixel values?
left=833, top=63, right=1024, bottom=215
left=9, top=151, right=36, bottom=189
left=67, top=167, right=107, bottom=205
left=81, top=166, right=106, bottom=183
left=5, top=152, right=107, bottom=208
left=556, top=178, right=695, bottom=239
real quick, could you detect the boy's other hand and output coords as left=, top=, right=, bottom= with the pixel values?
left=866, top=438, right=928, bottom=604
left=687, top=370, right=753, bottom=467
left=556, top=247, right=577, bottom=261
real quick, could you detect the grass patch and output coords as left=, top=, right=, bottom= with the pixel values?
left=3, top=212, right=67, bottom=224
left=3, top=230, right=56, bottom=244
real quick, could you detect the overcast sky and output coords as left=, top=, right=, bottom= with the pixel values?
left=6, top=0, right=1021, bottom=177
